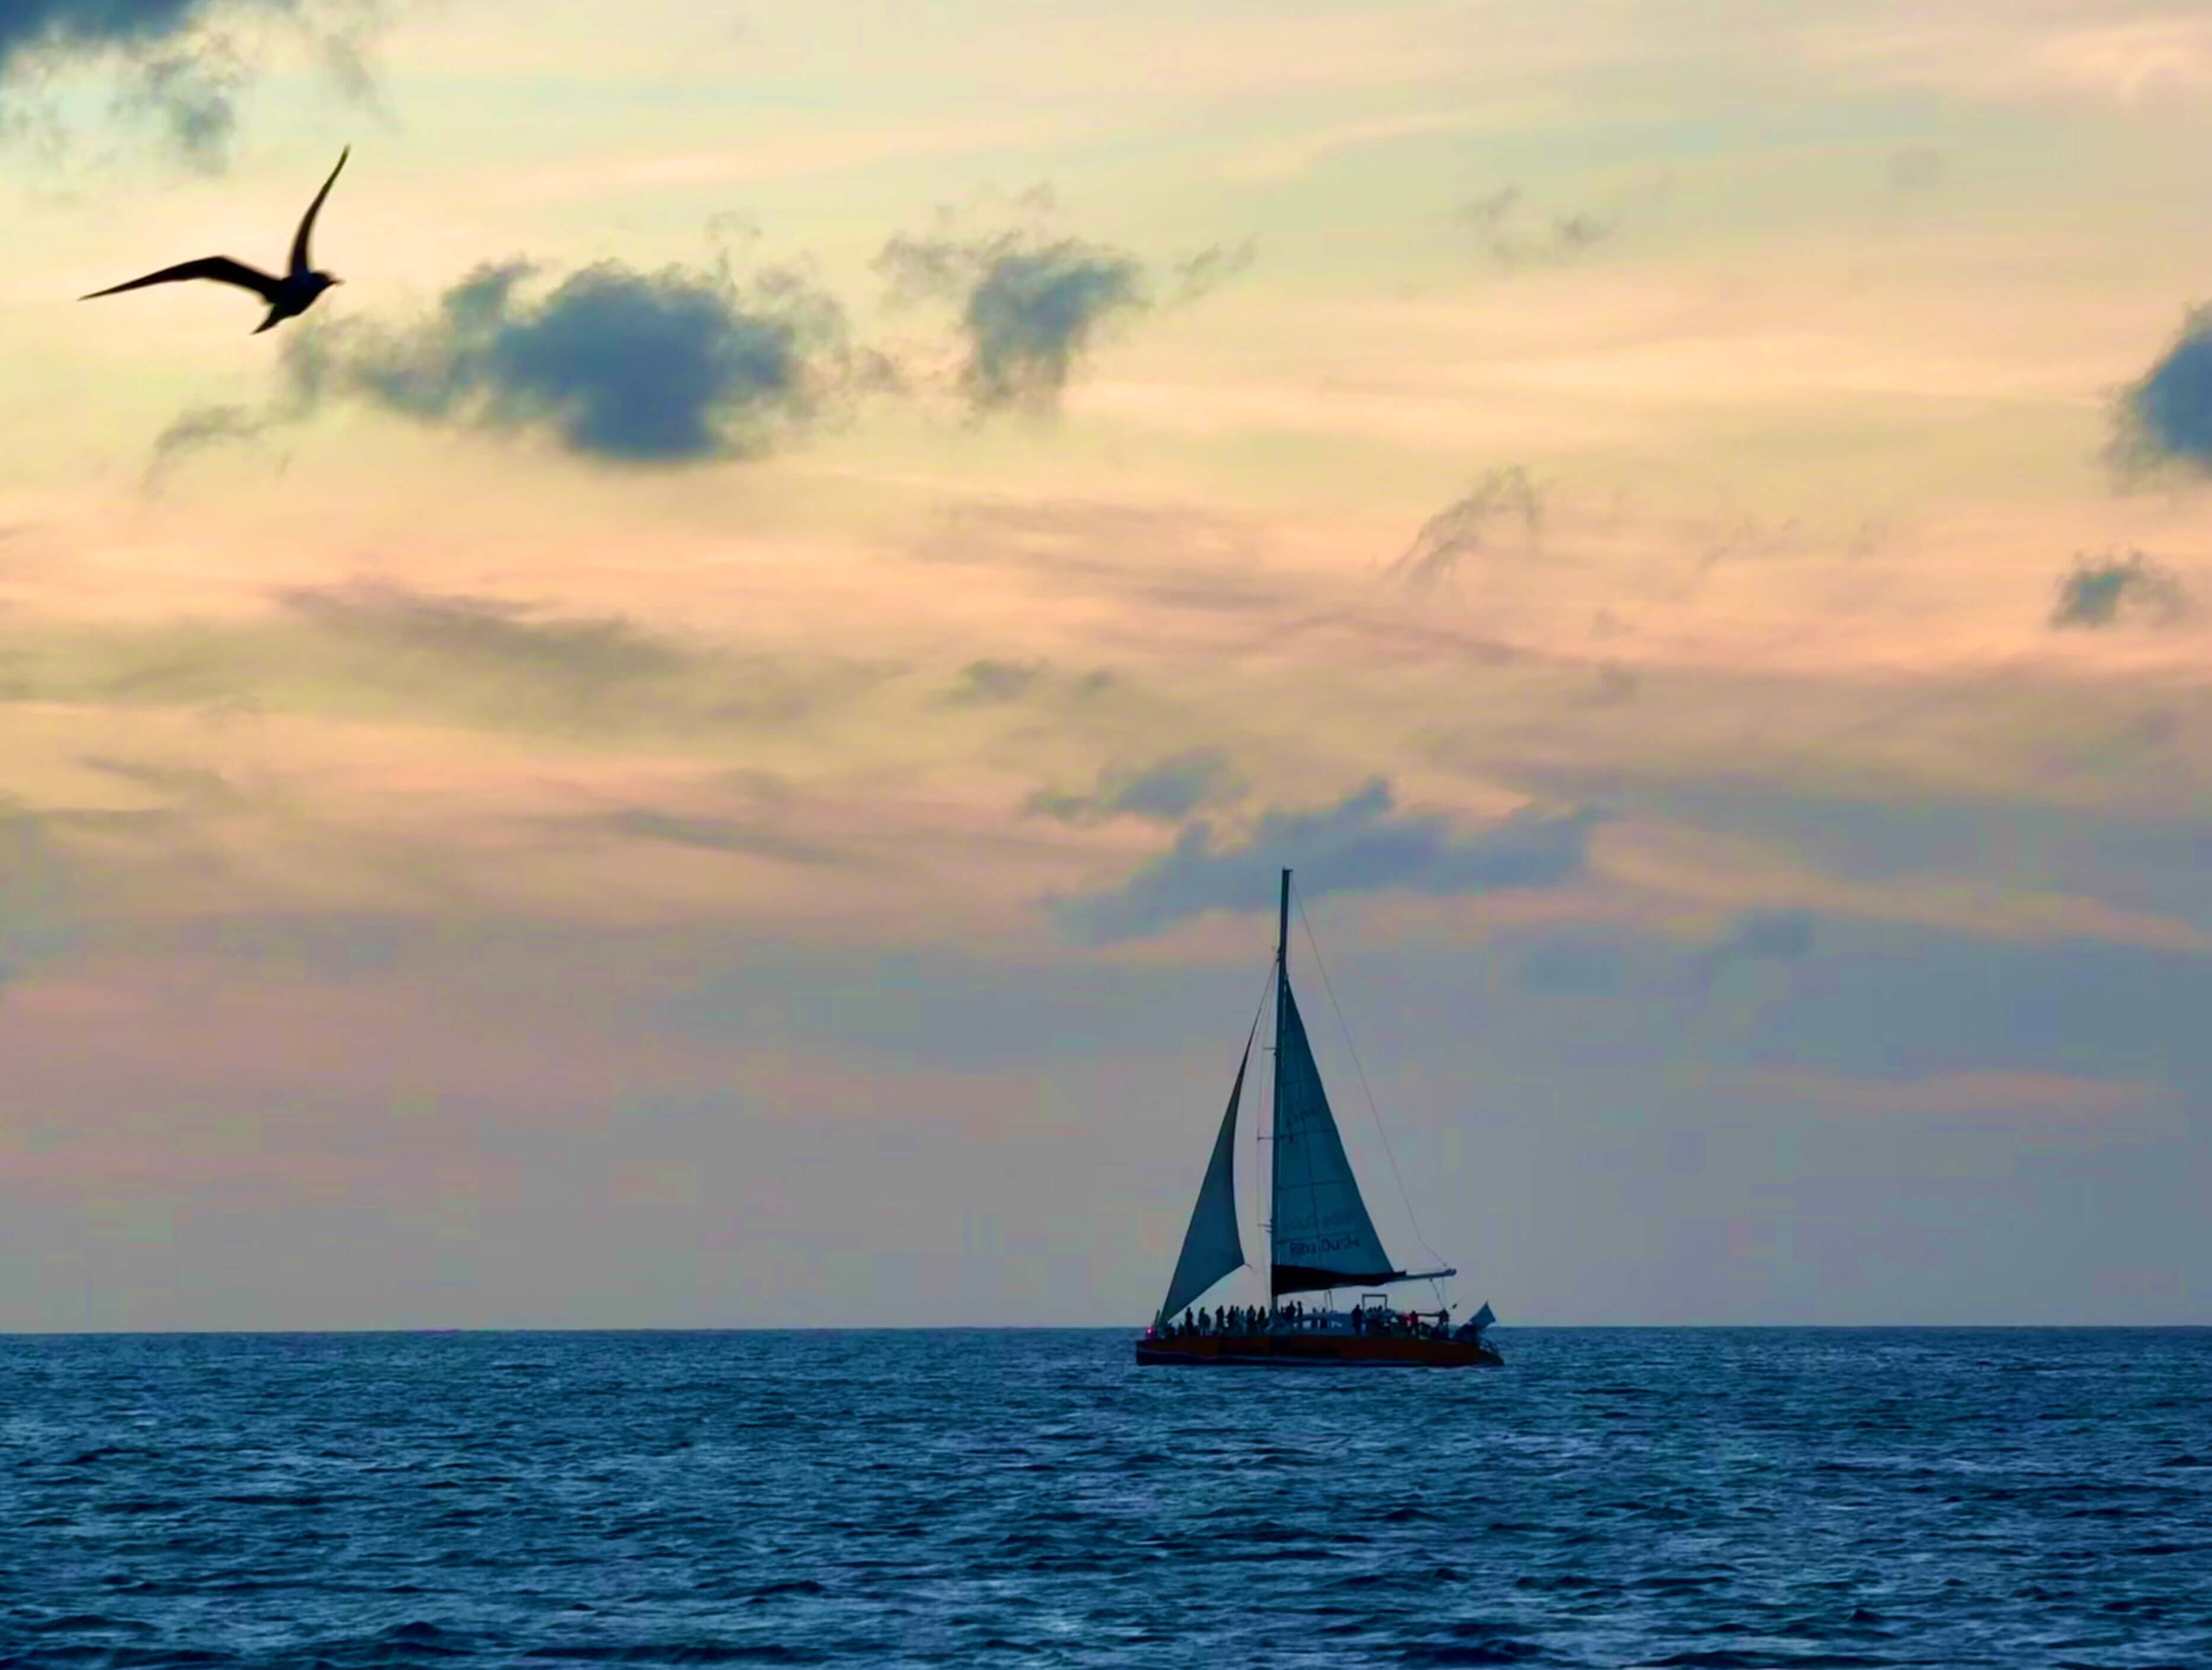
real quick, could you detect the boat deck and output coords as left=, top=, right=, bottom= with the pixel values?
left=1135, top=1331, right=1501, bottom=1368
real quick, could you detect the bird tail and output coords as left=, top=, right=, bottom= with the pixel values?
left=252, top=310, right=283, bottom=334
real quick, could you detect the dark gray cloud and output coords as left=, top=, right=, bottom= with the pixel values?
left=2112, top=306, right=2212, bottom=476
left=2050, top=552, right=2188, bottom=630
left=0, top=0, right=378, bottom=167
left=1389, top=466, right=1542, bottom=589
left=281, top=258, right=858, bottom=463
left=1027, top=749, right=1242, bottom=826
left=1054, top=778, right=1600, bottom=943
left=0, top=0, right=213, bottom=62
left=877, top=226, right=1149, bottom=412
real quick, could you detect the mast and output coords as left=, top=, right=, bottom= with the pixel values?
left=1269, top=867, right=1290, bottom=1316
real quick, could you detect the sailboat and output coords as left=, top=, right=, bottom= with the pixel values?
left=1135, top=868, right=1502, bottom=1368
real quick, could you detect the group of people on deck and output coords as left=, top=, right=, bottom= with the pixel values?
left=1164, top=1301, right=1465, bottom=1340
left=1167, top=1303, right=1301, bottom=1337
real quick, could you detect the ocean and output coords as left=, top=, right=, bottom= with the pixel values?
left=4, top=1328, right=2207, bottom=1668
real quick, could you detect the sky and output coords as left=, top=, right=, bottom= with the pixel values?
left=4, top=0, right=2212, bottom=1329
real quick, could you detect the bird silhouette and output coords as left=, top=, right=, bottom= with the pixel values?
left=84, top=148, right=350, bottom=334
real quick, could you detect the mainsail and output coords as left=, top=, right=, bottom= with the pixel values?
left=1269, top=973, right=1403, bottom=1294
left=1158, top=1030, right=1253, bottom=1322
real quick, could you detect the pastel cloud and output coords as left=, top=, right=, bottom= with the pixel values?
left=1028, top=750, right=1243, bottom=826
left=0, top=579, right=884, bottom=742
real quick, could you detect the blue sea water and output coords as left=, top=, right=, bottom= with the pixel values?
left=4, top=1328, right=2209, bottom=1668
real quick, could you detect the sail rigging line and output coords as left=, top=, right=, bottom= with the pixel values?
left=1291, top=885, right=1450, bottom=1280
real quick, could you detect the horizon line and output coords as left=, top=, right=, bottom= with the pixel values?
left=3, top=1321, right=2207, bottom=1338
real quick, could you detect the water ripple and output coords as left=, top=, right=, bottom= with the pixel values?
left=2, top=1330, right=2208, bottom=1667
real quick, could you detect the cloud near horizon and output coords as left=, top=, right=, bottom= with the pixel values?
left=1053, top=779, right=1601, bottom=943
left=281, top=258, right=860, bottom=463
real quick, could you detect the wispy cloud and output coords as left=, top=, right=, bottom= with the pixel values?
left=1814, top=10, right=2212, bottom=105
left=80, top=754, right=244, bottom=809
left=277, top=579, right=694, bottom=694
left=877, top=223, right=1149, bottom=414
left=1169, top=240, right=1257, bottom=305
left=1389, top=467, right=1542, bottom=590
left=940, top=658, right=1046, bottom=707
left=1224, top=110, right=1506, bottom=182
left=144, top=402, right=274, bottom=488
left=1053, top=779, right=1600, bottom=943
left=1460, top=185, right=1649, bottom=269
left=1027, top=749, right=1243, bottom=826
left=0, top=581, right=887, bottom=741
left=558, top=807, right=849, bottom=870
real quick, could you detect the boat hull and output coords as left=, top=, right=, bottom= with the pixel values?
left=1134, top=1332, right=1501, bottom=1369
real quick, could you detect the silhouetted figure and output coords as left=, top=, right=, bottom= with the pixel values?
left=84, top=148, right=350, bottom=334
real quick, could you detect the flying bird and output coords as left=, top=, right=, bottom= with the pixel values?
left=83, top=148, right=351, bottom=335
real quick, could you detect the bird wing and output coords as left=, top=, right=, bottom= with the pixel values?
left=81, top=257, right=286, bottom=303
left=289, top=146, right=350, bottom=278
